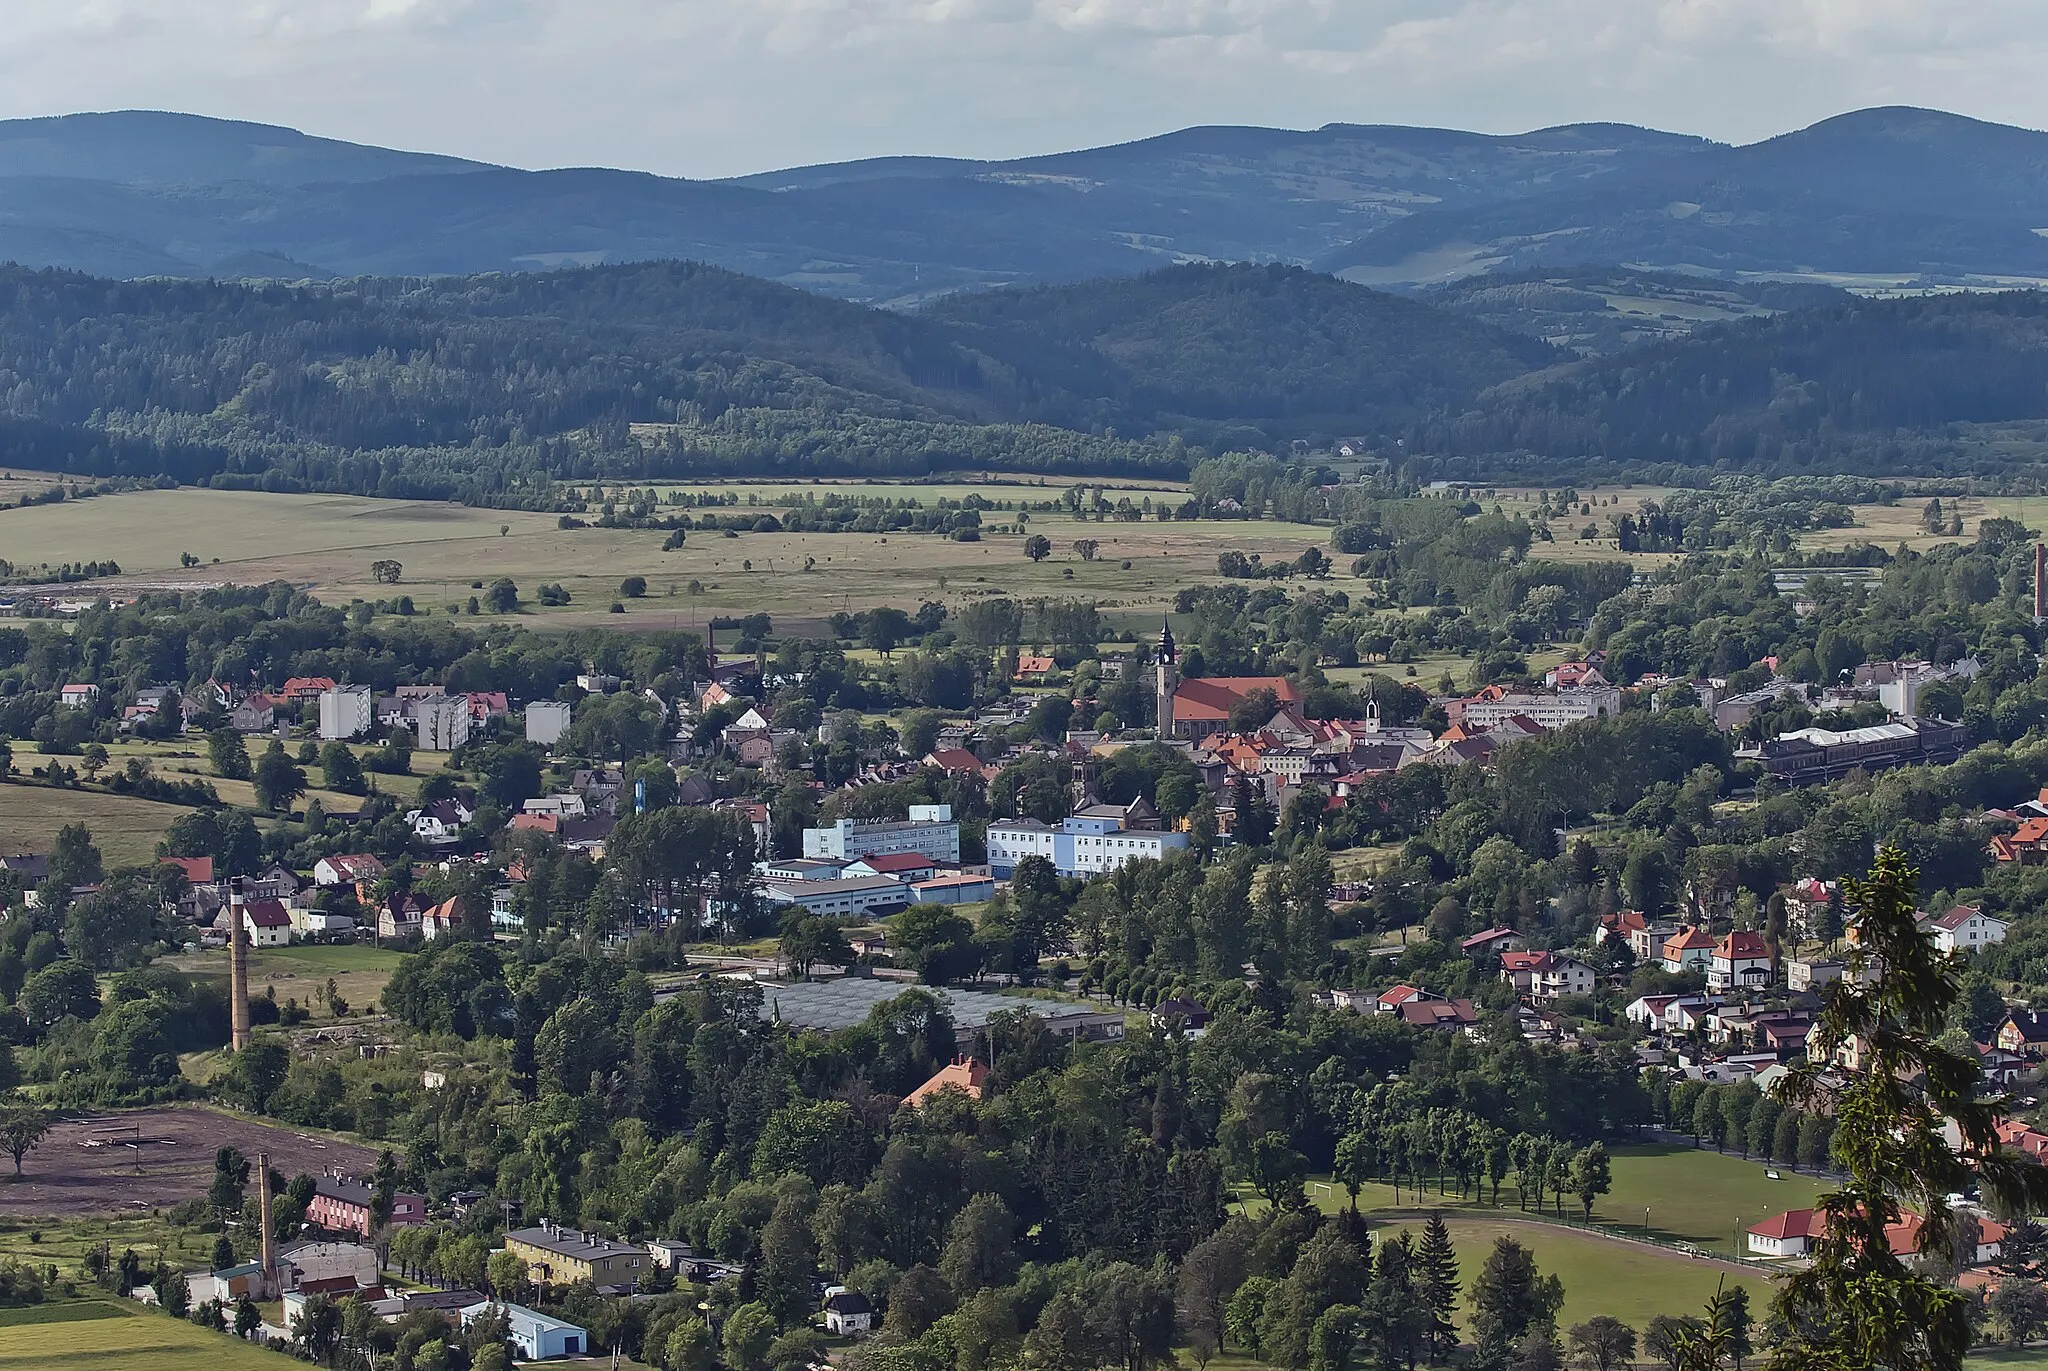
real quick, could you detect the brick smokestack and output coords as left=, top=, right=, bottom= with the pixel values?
left=2035, top=543, right=2045, bottom=623
left=257, top=1150, right=276, bottom=1294
left=228, top=876, right=251, bottom=1051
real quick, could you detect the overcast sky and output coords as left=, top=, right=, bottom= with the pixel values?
left=1, top=1, right=2043, bottom=179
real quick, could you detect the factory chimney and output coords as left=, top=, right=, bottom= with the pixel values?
left=2034, top=543, right=2045, bottom=624
left=256, top=1150, right=277, bottom=1295
left=228, top=876, right=251, bottom=1051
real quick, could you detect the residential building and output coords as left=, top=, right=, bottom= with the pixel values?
left=1737, top=718, right=1970, bottom=785
left=1918, top=905, right=2008, bottom=955
left=1748, top=1209, right=1820, bottom=1259
left=824, top=1291, right=876, bottom=1336
left=1997, top=1011, right=2048, bottom=1055
left=462, top=1302, right=588, bottom=1360
left=58, top=682, right=98, bottom=708
left=289, top=896, right=356, bottom=938
left=1398, top=998, right=1480, bottom=1031
left=409, top=798, right=474, bottom=845
left=526, top=700, right=573, bottom=747
left=1788, top=957, right=1846, bottom=992
left=1159, top=673, right=1301, bottom=742
left=282, top=677, right=337, bottom=703
left=758, top=875, right=913, bottom=920
left=804, top=807, right=961, bottom=864
left=307, top=1174, right=425, bottom=1236
left=985, top=813, right=1189, bottom=879
left=1450, top=683, right=1622, bottom=731
left=228, top=695, right=277, bottom=733
left=1661, top=926, right=1716, bottom=975
left=313, top=854, right=384, bottom=889
left=377, top=892, right=427, bottom=941
left=1989, top=817, right=2048, bottom=865
left=411, top=693, right=472, bottom=751
left=904, top=1057, right=990, bottom=1108
left=1461, top=927, right=1527, bottom=960
left=318, top=685, right=375, bottom=741
left=1500, top=950, right=1597, bottom=1002
left=219, top=898, right=292, bottom=948
left=1709, top=931, right=1775, bottom=992
left=503, top=1225, right=650, bottom=1289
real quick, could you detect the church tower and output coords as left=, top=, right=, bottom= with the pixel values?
left=1156, top=618, right=1178, bottom=740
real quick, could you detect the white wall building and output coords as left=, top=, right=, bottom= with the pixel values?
left=526, top=700, right=573, bottom=747
left=318, top=685, right=375, bottom=741
left=411, top=693, right=472, bottom=751
left=1456, top=684, right=1621, bottom=731
left=803, top=806, right=960, bottom=863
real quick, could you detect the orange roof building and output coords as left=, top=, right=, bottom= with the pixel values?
left=903, top=1057, right=990, bottom=1108
left=1164, top=676, right=1299, bottom=741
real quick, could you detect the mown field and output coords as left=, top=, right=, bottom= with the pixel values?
left=0, top=781, right=193, bottom=867
left=0, top=1299, right=297, bottom=1370
left=162, top=942, right=407, bottom=1026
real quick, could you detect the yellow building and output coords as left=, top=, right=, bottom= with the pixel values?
left=503, top=1224, right=649, bottom=1288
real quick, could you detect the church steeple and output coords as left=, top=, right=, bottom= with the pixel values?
left=1156, top=616, right=1178, bottom=739
left=1158, top=616, right=1176, bottom=664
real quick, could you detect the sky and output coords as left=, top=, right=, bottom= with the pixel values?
left=0, top=0, right=2043, bottom=179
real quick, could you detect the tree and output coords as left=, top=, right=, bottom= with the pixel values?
left=1569, top=1143, right=1611, bottom=1219
left=779, top=912, right=854, bottom=980
left=319, top=742, right=366, bottom=795
left=1712, top=1286, right=1753, bottom=1371
left=941, top=1192, right=1018, bottom=1293
left=1990, top=1279, right=2048, bottom=1346
left=1024, top=535, right=1053, bottom=562
left=485, top=578, right=520, bottom=613
left=19, top=959, right=100, bottom=1026
left=1415, top=1211, right=1461, bottom=1362
left=1565, top=1317, right=1637, bottom=1371
left=486, top=1247, right=527, bottom=1301
left=1643, top=1316, right=1702, bottom=1371
left=1074, top=539, right=1100, bottom=561
left=1771, top=843, right=2048, bottom=1370
left=0, top=1094, right=53, bottom=1175
left=252, top=741, right=308, bottom=812
left=667, top=1319, right=717, bottom=1371
left=370, top=559, right=403, bottom=584
left=1468, top=1237, right=1562, bottom=1368
left=208, top=1146, right=250, bottom=1219
left=235, top=1295, right=261, bottom=1337
left=209, top=728, right=252, bottom=780
left=80, top=742, right=108, bottom=778
left=620, top=575, right=648, bottom=598
left=884, top=1264, right=954, bottom=1337
left=293, top=1293, right=343, bottom=1365
left=154, top=1266, right=191, bottom=1318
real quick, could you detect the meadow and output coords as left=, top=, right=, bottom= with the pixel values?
left=162, top=943, right=407, bottom=1024
left=0, top=781, right=193, bottom=867
left=0, top=1299, right=298, bottom=1370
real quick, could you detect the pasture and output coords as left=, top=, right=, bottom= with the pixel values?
left=163, top=943, right=407, bottom=1024
left=0, top=781, right=192, bottom=867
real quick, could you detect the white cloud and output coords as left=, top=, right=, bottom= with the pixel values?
left=0, top=0, right=2041, bottom=177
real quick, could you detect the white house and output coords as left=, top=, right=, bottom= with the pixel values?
left=221, top=898, right=292, bottom=948
left=823, top=1290, right=875, bottom=1336
left=58, top=683, right=98, bottom=708
left=1747, top=1209, right=1819, bottom=1258
left=1709, top=931, right=1774, bottom=992
left=1919, top=905, right=2008, bottom=955
left=462, top=1302, right=587, bottom=1360
left=312, top=854, right=384, bottom=889
left=288, top=897, right=357, bottom=938
left=1661, top=926, right=1716, bottom=975
left=1499, top=951, right=1596, bottom=1002
left=1624, top=994, right=1681, bottom=1028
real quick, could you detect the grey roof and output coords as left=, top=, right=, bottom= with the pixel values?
left=507, top=1225, right=642, bottom=1262
left=760, top=875, right=909, bottom=899
left=759, top=979, right=1120, bottom=1035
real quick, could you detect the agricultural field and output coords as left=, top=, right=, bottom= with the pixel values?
left=0, top=1106, right=377, bottom=1221
left=0, top=1299, right=296, bottom=1370
left=0, top=781, right=193, bottom=867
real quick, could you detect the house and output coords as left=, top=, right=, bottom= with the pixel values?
left=1151, top=997, right=1212, bottom=1035
left=462, top=1302, right=587, bottom=1360
left=823, top=1290, right=876, bottom=1336
left=1597, top=909, right=1647, bottom=946
left=1748, top=1209, right=1820, bottom=1259
left=377, top=892, right=427, bottom=942
left=1625, top=994, right=1682, bottom=1028
left=1460, top=927, right=1526, bottom=961
left=1376, top=985, right=1441, bottom=1015
left=408, top=798, right=474, bottom=845
left=1661, top=926, right=1717, bottom=975
left=307, top=1174, right=426, bottom=1236
left=218, top=898, right=292, bottom=948
left=1709, top=931, right=1775, bottom=992
left=158, top=855, right=215, bottom=889
left=421, top=896, right=474, bottom=941
left=1398, top=998, right=1479, bottom=1031
left=313, top=854, right=385, bottom=889
left=229, top=694, right=277, bottom=734
left=1661, top=996, right=1722, bottom=1035
left=1996, top=1011, right=2048, bottom=1055
left=503, top=1224, right=650, bottom=1289
left=1628, top=919, right=1679, bottom=966
left=58, top=683, right=98, bottom=708
left=1012, top=655, right=1057, bottom=681
left=924, top=748, right=988, bottom=778
left=1500, top=951, right=1596, bottom=1002
left=904, top=1057, right=990, bottom=1108
left=1989, top=818, right=2048, bottom=865
left=1783, top=878, right=1840, bottom=937
left=1788, top=957, right=1846, bottom=992
left=1918, top=905, right=2008, bottom=955
left=289, top=896, right=357, bottom=938
left=282, top=676, right=337, bottom=703
left=467, top=691, right=509, bottom=724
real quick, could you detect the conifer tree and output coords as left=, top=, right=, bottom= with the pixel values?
left=1414, top=1212, right=1460, bottom=1364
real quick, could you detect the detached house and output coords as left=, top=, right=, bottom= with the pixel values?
left=1709, top=931, right=1774, bottom=992
left=1500, top=951, right=1596, bottom=1002
left=1997, top=1010, right=2048, bottom=1056
left=1661, top=926, right=1717, bottom=975
left=1918, top=905, right=2007, bottom=955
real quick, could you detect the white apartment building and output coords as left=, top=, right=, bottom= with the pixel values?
left=803, top=806, right=960, bottom=863
left=318, top=685, right=375, bottom=741
left=525, top=700, right=573, bottom=746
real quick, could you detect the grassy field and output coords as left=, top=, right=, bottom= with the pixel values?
left=163, top=943, right=407, bottom=1021
left=1968, top=1350, right=2048, bottom=1369
left=1302, top=1142, right=1830, bottom=1258
left=0, top=1299, right=297, bottom=1369
left=0, top=781, right=192, bottom=867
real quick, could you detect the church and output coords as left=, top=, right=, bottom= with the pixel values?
left=1154, top=621, right=1298, bottom=741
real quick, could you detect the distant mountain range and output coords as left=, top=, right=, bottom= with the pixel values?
left=2, top=107, right=2047, bottom=300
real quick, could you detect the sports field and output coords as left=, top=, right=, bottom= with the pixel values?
left=0, top=1299, right=296, bottom=1369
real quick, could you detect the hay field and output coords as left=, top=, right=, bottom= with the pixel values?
left=0, top=782, right=192, bottom=867
left=0, top=1301, right=298, bottom=1370
left=0, top=484, right=1332, bottom=634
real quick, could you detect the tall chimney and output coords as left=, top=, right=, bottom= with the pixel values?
left=257, top=1150, right=277, bottom=1294
left=228, top=876, right=251, bottom=1051
left=2034, top=543, right=2045, bottom=624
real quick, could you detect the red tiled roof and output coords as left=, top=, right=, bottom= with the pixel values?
left=1461, top=927, right=1521, bottom=951
left=904, top=1058, right=989, bottom=1107
left=243, top=898, right=291, bottom=929
left=1665, top=925, right=1716, bottom=952
left=1170, top=676, right=1299, bottom=723
left=925, top=748, right=985, bottom=773
left=1749, top=1209, right=1819, bottom=1240
left=1717, top=931, right=1771, bottom=960
left=161, top=855, right=214, bottom=885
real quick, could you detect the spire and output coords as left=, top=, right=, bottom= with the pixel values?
left=1158, top=615, right=1176, bottom=664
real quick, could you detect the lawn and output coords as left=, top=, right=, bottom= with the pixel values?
left=0, top=780, right=193, bottom=867
left=1301, top=1142, right=1831, bottom=1257
left=1369, top=1214, right=1776, bottom=1334
left=1968, top=1350, right=2048, bottom=1369
left=0, top=1299, right=299, bottom=1369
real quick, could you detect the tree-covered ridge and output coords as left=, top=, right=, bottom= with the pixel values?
left=1413, top=289, right=2048, bottom=479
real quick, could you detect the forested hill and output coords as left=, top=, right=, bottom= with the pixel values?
left=921, top=264, right=1558, bottom=451
left=1407, top=289, right=2048, bottom=479
left=0, top=260, right=1553, bottom=497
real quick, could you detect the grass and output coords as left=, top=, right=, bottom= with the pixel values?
left=1301, top=1142, right=1831, bottom=1258
left=0, top=780, right=193, bottom=867
left=162, top=943, right=407, bottom=1021
left=0, top=1215, right=214, bottom=1273
left=0, top=1299, right=298, bottom=1369
left=1968, top=1350, right=2048, bottom=1369
left=0, top=1301, right=129, bottom=1326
